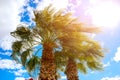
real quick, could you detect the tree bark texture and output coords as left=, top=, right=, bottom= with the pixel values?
left=39, top=43, right=57, bottom=80
left=65, top=58, right=79, bottom=80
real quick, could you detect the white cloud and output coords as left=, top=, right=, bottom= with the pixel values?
left=36, top=0, right=69, bottom=10
left=103, top=62, right=110, bottom=68
left=87, top=0, right=120, bottom=28
left=0, top=0, right=22, bottom=38
left=14, top=69, right=27, bottom=76
left=101, top=76, right=120, bottom=80
left=89, top=0, right=102, bottom=5
left=113, top=47, right=120, bottom=62
left=0, top=0, right=27, bottom=50
left=0, top=35, right=15, bottom=50
left=0, top=59, right=27, bottom=77
left=34, top=0, right=40, bottom=3
left=36, top=0, right=81, bottom=12
left=0, top=52, right=11, bottom=56
left=61, top=76, right=67, bottom=80
left=0, top=59, right=22, bottom=70
left=15, top=77, right=25, bottom=80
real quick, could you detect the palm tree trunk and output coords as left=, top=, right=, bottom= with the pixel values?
left=65, top=58, right=79, bottom=80
left=38, top=43, right=57, bottom=80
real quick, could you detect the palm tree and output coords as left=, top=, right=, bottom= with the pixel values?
left=56, top=31, right=104, bottom=80
left=66, top=39, right=104, bottom=80
left=11, top=5, right=104, bottom=80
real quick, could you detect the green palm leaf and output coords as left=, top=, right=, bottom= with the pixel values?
left=21, top=49, right=32, bottom=66
left=12, top=41, right=22, bottom=52
left=26, top=56, right=40, bottom=72
left=11, top=41, right=22, bottom=62
left=11, top=26, right=31, bottom=40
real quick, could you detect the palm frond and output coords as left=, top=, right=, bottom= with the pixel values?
left=21, top=49, right=32, bottom=66
left=77, top=62, right=87, bottom=74
left=87, top=61, right=103, bottom=71
left=11, top=41, right=23, bottom=62
left=11, top=25, right=32, bottom=40
left=12, top=41, right=22, bottom=52
left=26, top=56, right=40, bottom=72
left=11, top=52, right=20, bottom=62
left=54, top=51, right=67, bottom=70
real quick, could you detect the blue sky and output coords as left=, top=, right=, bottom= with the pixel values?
left=0, top=0, right=120, bottom=80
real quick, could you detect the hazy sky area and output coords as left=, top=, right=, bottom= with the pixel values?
left=0, top=0, right=120, bottom=80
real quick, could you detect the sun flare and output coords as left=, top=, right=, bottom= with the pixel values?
left=88, top=1, right=120, bottom=28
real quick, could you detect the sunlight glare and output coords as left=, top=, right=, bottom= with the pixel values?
left=88, top=1, right=120, bottom=28
left=37, top=0, right=69, bottom=11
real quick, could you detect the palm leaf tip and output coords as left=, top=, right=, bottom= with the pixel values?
left=26, top=56, right=40, bottom=72
left=87, top=62, right=103, bottom=71
left=11, top=41, right=23, bottom=62
left=77, top=63, right=87, bottom=74
left=12, top=41, right=22, bottom=52
left=21, top=49, right=32, bottom=66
